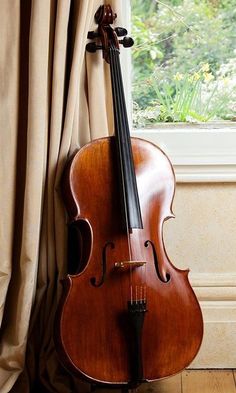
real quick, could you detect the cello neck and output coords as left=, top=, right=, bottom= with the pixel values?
left=109, top=44, right=143, bottom=230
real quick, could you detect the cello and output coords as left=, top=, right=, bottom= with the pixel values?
left=54, top=5, right=203, bottom=389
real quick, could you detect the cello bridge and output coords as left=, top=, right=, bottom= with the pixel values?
left=114, top=261, right=146, bottom=269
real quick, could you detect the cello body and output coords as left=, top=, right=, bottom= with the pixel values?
left=55, top=137, right=203, bottom=385
left=54, top=5, right=203, bottom=388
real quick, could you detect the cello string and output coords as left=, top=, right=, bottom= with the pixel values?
left=111, top=47, right=133, bottom=253
left=114, top=44, right=146, bottom=303
left=110, top=45, right=133, bottom=303
left=109, top=46, right=134, bottom=302
left=112, top=44, right=146, bottom=300
left=111, top=46, right=137, bottom=302
left=110, top=45, right=133, bottom=263
left=112, top=45, right=147, bottom=302
left=110, top=46, right=131, bottom=257
left=115, top=46, right=147, bottom=303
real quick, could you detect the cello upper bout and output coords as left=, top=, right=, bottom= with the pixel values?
left=131, top=137, right=176, bottom=217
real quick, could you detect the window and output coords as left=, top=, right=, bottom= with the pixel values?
left=131, top=0, right=236, bottom=127
left=125, top=1, right=236, bottom=182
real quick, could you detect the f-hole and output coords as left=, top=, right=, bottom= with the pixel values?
left=67, top=220, right=92, bottom=275
left=90, top=242, right=114, bottom=287
left=145, top=240, right=170, bottom=283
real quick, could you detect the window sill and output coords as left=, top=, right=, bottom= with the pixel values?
left=131, top=122, right=236, bottom=183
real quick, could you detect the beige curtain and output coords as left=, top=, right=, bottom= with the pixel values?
left=0, top=0, right=124, bottom=391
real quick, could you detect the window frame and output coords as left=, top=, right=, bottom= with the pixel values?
left=122, top=2, right=236, bottom=183
left=132, top=123, right=236, bottom=183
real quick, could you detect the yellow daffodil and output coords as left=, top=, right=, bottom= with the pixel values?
left=193, top=72, right=201, bottom=81
left=201, top=63, right=210, bottom=72
left=174, top=72, right=184, bottom=81
left=204, top=72, right=214, bottom=83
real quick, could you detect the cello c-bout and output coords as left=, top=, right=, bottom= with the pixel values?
left=55, top=5, right=203, bottom=388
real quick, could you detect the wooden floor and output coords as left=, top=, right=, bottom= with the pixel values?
left=96, top=371, right=236, bottom=393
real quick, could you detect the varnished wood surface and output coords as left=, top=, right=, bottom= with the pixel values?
left=95, top=370, right=236, bottom=393
left=56, top=137, right=203, bottom=385
left=138, top=373, right=181, bottom=393
left=182, top=370, right=236, bottom=393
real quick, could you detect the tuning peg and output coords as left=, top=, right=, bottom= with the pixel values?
left=114, top=27, right=128, bottom=37
left=87, top=31, right=99, bottom=39
left=119, top=36, right=134, bottom=48
left=86, top=43, right=103, bottom=53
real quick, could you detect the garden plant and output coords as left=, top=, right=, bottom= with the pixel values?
left=131, top=0, right=236, bottom=126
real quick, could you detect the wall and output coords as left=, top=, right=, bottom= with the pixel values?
left=164, top=183, right=236, bottom=368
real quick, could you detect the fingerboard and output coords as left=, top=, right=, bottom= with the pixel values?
left=109, top=45, right=143, bottom=230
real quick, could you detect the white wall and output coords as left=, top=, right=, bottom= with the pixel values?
left=164, top=183, right=236, bottom=368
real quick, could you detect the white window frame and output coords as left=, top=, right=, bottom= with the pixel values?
left=121, top=2, right=236, bottom=183
left=132, top=124, right=236, bottom=183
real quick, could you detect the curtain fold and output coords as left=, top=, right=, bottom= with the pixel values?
left=0, top=0, right=123, bottom=391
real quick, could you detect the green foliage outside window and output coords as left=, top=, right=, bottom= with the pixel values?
left=131, top=0, right=236, bottom=126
